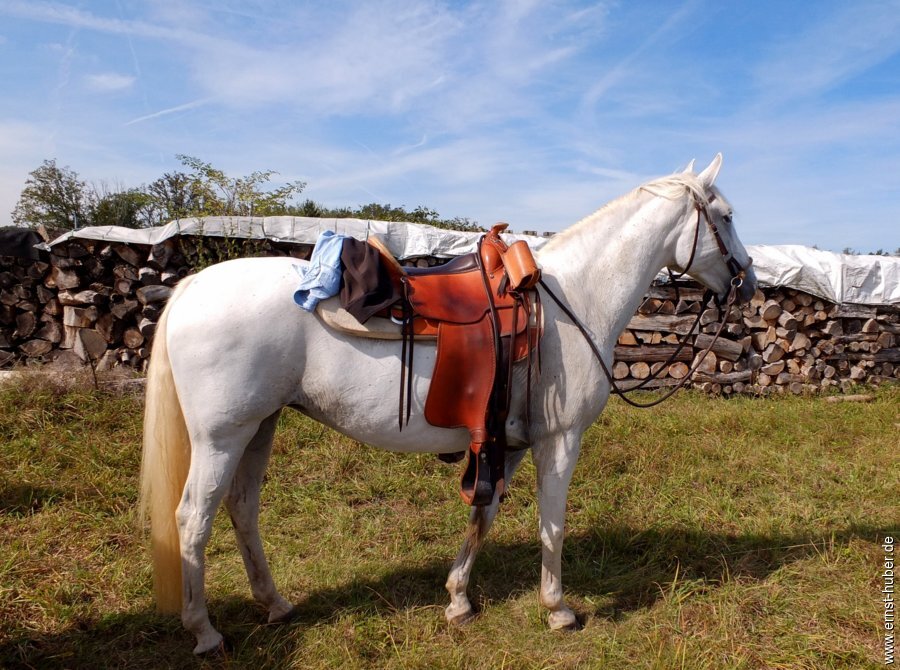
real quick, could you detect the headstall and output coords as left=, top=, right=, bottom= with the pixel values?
left=539, top=195, right=752, bottom=409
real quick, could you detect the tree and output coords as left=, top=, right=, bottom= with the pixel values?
left=12, top=156, right=480, bottom=233
left=89, top=185, right=153, bottom=229
left=293, top=199, right=326, bottom=217
left=175, top=155, right=306, bottom=216
left=289, top=201, right=483, bottom=232
left=12, top=159, right=91, bottom=230
left=144, top=171, right=217, bottom=224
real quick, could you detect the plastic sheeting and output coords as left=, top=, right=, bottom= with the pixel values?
left=743, top=244, right=900, bottom=306
left=43, top=216, right=550, bottom=260
left=0, top=227, right=45, bottom=260
left=43, top=216, right=899, bottom=306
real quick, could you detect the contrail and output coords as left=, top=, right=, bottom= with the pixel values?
left=124, top=98, right=212, bottom=126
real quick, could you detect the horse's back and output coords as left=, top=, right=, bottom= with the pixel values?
left=171, top=256, right=301, bottom=320
left=163, top=256, right=467, bottom=453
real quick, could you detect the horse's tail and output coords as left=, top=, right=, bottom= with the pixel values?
left=139, top=275, right=194, bottom=614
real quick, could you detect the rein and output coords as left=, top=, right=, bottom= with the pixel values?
left=539, top=200, right=750, bottom=409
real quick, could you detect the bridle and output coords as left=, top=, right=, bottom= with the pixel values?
left=668, top=194, right=750, bottom=285
left=539, top=194, right=753, bottom=409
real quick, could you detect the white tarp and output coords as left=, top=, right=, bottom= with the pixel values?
left=44, top=216, right=550, bottom=259
left=745, top=244, right=900, bottom=306
left=44, top=216, right=899, bottom=306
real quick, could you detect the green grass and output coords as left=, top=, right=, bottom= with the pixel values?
left=0, top=372, right=897, bottom=669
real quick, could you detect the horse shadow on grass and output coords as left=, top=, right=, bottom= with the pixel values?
left=1, top=521, right=892, bottom=668
left=277, top=521, right=892, bottom=622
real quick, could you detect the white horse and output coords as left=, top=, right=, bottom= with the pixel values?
left=141, top=154, right=757, bottom=654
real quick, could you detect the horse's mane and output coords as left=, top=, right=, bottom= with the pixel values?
left=639, top=172, right=708, bottom=206
left=541, top=172, right=707, bottom=253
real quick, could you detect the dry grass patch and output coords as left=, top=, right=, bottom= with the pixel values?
left=0, top=371, right=896, bottom=668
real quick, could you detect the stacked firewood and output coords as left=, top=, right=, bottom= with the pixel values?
left=0, top=237, right=312, bottom=371
left=2, top=237, right=899, bottom=396
left=613, top=284, right=900, bottom=395
left=0, top=254, right=53, bottom=368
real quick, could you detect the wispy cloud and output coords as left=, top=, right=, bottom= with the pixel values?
left=0, top=1, right=897, bottom=252
left=0, top=120, right=57, bottom=218
left=0, top=0, right=229, bottom=52
left=580, top=0, right=702, bottom=111
left=0, top=119, right=52, bottom=159
left=752, top=0, right=900, bottom=105
left=1, top=0, right=171, bottom=39
left=1, top=0, right=605, bottom=127
left=185, top=3, right=464, bottom=115
left=85, top=72, right=135, bottom=91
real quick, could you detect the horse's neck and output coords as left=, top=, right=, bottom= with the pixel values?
left=539, top=193, right=683, bottom=348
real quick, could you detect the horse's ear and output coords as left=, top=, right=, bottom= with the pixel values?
left=682, top=159, right=695, bottom=174
left=697, top=153, right=723, bottom=187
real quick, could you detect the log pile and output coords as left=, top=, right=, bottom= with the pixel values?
left=0, top=236, right=312, bottom=372
left=613, top=283, right=900, bottom=395
left=2, top=235, right=898, bottom=396
left=0, top=254, right=53, bottom=368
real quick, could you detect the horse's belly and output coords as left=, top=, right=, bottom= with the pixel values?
left=291, top=335, right=473, bottom=454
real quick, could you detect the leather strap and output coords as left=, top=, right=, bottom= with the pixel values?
left=398, top=278, right=414, bottom=429
left=537, top=194, right=750, bottom=409
left=540, top=278, right=739, bottom=408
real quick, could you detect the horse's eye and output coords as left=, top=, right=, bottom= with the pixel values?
left=723, top=213, right=733, bottom=224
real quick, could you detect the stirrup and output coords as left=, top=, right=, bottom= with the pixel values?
left=460, top=443, right=505, bottom=506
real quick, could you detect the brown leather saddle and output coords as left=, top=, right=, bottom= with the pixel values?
left=392, top=224, right=542, bottom=506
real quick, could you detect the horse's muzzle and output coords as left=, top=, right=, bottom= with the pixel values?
left=733, top=266, right=758, bottom=304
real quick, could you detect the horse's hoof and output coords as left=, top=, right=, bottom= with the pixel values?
left=556, top=619, right=583, bottom=632
left=268, top=606, right=299, bottom=625
left=193, top=633, right=227, bottom=657
left=446, top=607, right=477, bottom=626
left=547, top=609, right=581, bottom=631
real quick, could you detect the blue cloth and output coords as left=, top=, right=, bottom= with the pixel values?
left=293, top=230, right=347, bottom=311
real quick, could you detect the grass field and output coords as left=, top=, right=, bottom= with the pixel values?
left=0, top=371, right=897, bottom=669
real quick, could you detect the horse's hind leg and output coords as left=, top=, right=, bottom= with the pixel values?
left=445, top=449, right=528, bottom=624
left=223, top=410, right=294, bottom=623
left=177, top=423, right=262, bottom=655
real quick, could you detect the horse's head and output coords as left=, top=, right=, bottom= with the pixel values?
left=669, top=154, right=757, bottom=305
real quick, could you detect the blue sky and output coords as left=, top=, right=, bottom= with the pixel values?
left=0, top=0, right=898, bottom=252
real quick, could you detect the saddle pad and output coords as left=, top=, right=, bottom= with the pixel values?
left=316, top=297, right=437, bottom=341
left=317, top=297, right=540, bottom=359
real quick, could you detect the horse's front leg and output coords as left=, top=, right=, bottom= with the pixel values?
left=445, top=449, right=528, bottom=624
left=533, top=433, right=580, bottom=630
